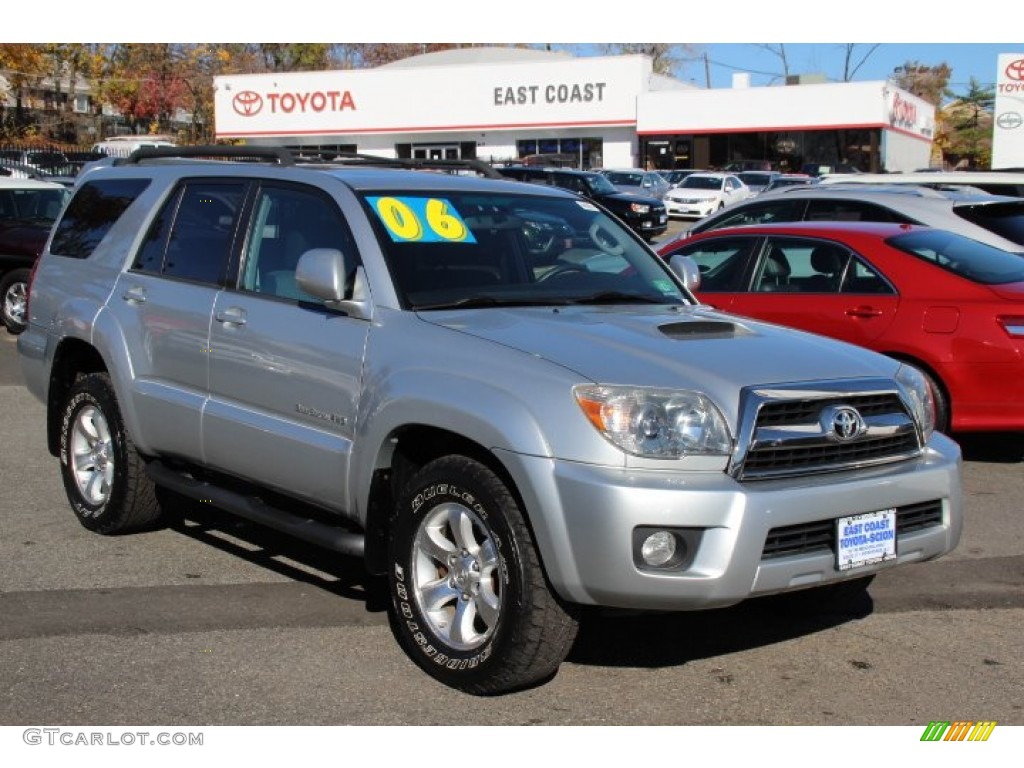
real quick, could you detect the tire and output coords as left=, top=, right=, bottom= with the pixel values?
left=922, top=369, right=951, bottom=435
left=387, top=455, right=579, bottom=695
left=0, top=267, right=30, bottom=334
left=58, top=372, right=164, bottom=534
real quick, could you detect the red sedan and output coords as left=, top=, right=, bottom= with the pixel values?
left=658, top=221, right=1024, bottom=433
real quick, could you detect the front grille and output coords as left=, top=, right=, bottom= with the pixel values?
left=734, top=386, right=924, bottom=481
left=761, top=499, right=944, bottom=560
left=743, top=433, right=920, bottom=475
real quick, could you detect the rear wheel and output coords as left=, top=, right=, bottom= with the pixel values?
left=58, top=372, right=165, bottom=533
left=387, top=455, right=578, bottom=694
left=0, top=267, right=30, bottom=334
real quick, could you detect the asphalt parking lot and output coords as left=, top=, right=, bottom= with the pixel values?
left=1, top=299, right=1023, bottom=727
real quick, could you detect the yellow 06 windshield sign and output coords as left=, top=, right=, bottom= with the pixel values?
left=368, top=196, right=476, bottom=243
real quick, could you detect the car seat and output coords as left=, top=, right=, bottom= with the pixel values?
left=806, top=245, right=846, bottom=292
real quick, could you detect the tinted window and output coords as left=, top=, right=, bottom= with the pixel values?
left=805, top=199, right=915, bottom=224
left=0, top=187, right=68, bottom=221
left=953, top=201, right=1024, bottom=248
left=133, top=181, right=246, bottom=284
left=691, top=199, right=806, bottom=234
left=888, top=229, right=1024, bottom=285
left=50, top=179, right=150, bottom=259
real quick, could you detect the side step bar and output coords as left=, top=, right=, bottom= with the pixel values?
left=147, top=461, right=365, bottom=558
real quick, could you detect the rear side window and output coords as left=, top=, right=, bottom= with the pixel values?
left=50, top=179, right=150, bottom=259
left=954, top=202, right=1024, bottom=249
left=692, top=199, right=805, bottom=234
left=133, top=180, right=247, bottom=284
left=805, top=199, right=914, bottom=224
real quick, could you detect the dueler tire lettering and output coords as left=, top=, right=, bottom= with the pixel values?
left=58, top=372, right=164, bottom=534
left=387, top=455, right=578, bottom=695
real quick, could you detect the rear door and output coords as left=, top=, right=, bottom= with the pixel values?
left=110, top=178, right=248, bottom=460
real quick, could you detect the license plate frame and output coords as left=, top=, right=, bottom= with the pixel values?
left=836, top=509, right=897, bottom=571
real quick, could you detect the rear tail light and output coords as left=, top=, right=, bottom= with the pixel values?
left=997, top=315, right=1024, bottom=337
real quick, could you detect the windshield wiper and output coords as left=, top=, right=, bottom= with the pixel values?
left=412, top=295, right=560, bottom=311
left=566, top=291, right=671, bottom=305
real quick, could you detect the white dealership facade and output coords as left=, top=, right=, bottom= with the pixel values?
left=213, top=48, right=936, bottom=173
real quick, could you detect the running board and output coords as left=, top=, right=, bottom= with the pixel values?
left=147, top=461, right=365, bottom=558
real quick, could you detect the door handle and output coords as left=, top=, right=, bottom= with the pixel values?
left=215, top=307, right=247, bottom=326
left=121, top=286, right=146, bottom=304
left=846, top=306, right=884, bottom=318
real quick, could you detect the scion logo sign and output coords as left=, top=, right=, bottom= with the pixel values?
left=231, top=89, right=357, bottom=117
left=997, top=111, right=1023, bottom=130
left=232, top=90, right=263, bottom=117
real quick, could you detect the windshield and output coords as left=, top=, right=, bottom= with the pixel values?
left=0, top=187, right=69, bottom=221
left=360, top=191, right=689, bottom=310
left=585, top=174, right=618, bottom=195
left=888, top=229, right=1024, bottom=284
left=738, top=172, right=772, bottom=187
left=604, top=171, right=644, bottom=186
left=681, top=176, right=725, bottom=191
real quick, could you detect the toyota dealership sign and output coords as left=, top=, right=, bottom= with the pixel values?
left=994, top=53, right=1024, bottom=169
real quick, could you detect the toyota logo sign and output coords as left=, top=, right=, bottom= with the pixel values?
left=233, top=91, right=264, bottom=117
left=1006, top=59, right=1024, bottom=81
left=821, top=405, right=866, bottom=442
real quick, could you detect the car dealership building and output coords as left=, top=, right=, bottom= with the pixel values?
left=213, top=47, right=937, bottom=173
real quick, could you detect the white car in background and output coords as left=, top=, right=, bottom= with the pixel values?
left=664, top=172, right=751, bottom=218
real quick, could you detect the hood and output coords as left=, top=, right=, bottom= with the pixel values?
left=603, top=189, right=662, bottom=205
left=669, top=189, right=722, bottom=201
left=420, top=305, right=899, bottom=425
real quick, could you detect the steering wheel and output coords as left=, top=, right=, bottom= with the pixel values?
left=538, top=264, right=588, bottom=282
left=588, top=220, right=625, bottom=256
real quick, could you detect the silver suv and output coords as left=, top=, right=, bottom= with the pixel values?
left=671, top=183, right=1024, bottom=254
left=19, top=147, right=963, bottom=694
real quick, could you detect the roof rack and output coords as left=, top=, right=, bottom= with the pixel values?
left=120, top=145, right=295, bottom=165
left=292, top=150, right=504, bottom=179
left=114, top=145, right=504, bottom=179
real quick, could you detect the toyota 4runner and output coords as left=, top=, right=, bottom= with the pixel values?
left=19, top=147, right=963, bottom=695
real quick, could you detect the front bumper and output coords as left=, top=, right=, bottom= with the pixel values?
left=665, top=199, right=716, bottom=218
left=498, top=432, right=962, bottom=610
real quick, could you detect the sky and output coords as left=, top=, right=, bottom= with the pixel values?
left=14, top=0, right=1017, bottom=100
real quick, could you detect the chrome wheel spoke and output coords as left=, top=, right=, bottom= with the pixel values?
left=419, top=577, right=459, bottom=612
left=449, top=597, right=478, bottom=646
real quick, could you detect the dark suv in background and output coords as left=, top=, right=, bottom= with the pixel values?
left=496, top=165, right=668, bottom=241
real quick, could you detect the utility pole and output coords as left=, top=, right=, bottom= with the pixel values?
left=704, top=53, right=712, bottom=89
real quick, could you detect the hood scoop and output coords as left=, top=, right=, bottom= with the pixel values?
left=658, top=320, right=742, bottom=340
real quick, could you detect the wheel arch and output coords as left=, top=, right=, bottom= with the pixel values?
left=46, top=338, right=109, bottom=457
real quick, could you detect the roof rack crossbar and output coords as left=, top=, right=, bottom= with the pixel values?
left=291, top=150, right=504, bottom=179
left=122, top=145, right=295, bottom=166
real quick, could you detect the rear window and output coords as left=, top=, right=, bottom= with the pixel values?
left=50, top=179, right=150, bottom=259
left=953, top=201, right=1024, bottom=249
left=887, top=229, right=1024, bottom=284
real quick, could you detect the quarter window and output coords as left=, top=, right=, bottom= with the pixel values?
left=50, top=179, right=150, bottom=259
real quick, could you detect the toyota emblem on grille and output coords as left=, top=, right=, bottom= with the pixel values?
left=822, top=405, right=866, bottom=442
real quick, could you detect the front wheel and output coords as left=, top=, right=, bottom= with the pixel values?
left=387, top=455, right=578, bottom=694
left=0, top=267, right=30, bottom=334
left=58, top=372, right=165, bottom=534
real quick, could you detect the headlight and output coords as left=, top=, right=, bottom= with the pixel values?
left=896, top=364, right=936, bottom=440
left=630, top=203, right=650, bottom=214
left=574, top=385, right=733, bottom=458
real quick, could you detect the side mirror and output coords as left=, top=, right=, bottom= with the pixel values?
left=669, top=254, right=702, bottom=293
left=296, top=248, right=371, bottom=320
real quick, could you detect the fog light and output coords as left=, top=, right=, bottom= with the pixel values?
left=641, top=531, right=677, bottom=567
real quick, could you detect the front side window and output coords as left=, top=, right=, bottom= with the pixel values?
left=692, top=199, right=806, bottom=234
left=50, top=178, right=150, bottom=259
left=805, top=199, right=914, bottom=224
left=670, top=237, right=756, bottom=292
left=239, top=185, right=357, bottom=302
left=361, top=191, right=689, bottom=310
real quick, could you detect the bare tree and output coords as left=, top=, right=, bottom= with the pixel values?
left=840, top=44, right=881, bottom=82
left=756, top=44, right=790, bottom=81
